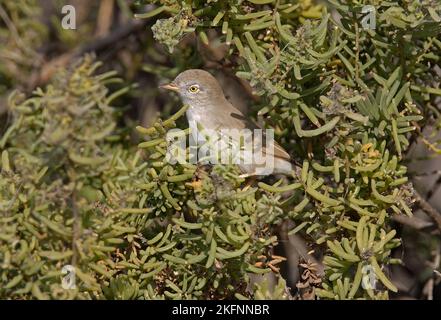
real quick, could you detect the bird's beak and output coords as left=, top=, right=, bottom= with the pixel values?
left=159, top=82, right=179, bottom=92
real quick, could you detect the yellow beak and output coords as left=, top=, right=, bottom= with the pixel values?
left=159, top=82, right=179, bottom=92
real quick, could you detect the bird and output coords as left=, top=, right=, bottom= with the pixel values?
left=160, top=69, right=294, bottom=177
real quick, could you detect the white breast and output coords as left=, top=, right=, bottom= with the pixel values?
left=186, top=108, right=205, bottom=144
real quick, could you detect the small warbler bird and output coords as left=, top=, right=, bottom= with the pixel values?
left=160, top=69, right=294, bottom=177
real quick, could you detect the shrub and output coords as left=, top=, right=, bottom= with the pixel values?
left=1, top=0, right=440, bottom=300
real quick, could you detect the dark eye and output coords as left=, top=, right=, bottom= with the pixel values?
left=188, top=85, right=199, bottom=93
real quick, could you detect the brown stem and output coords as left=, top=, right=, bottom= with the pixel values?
left=35, top=19, right=147, bottom=86
left=415, top=190, right=441, bottom=232
left=71, top=187, right=79, bottom=267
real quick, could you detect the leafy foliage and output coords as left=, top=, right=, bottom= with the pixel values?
left=0, top=57, right=123, bottom=299
left=136, top=0, right=441, bottom=299
left=0, top=0, right=48, bottom=94
left=0, top=0, right=441, bottom=300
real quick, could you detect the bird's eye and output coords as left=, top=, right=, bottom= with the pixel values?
left=188, top=85, right=199, bottom=93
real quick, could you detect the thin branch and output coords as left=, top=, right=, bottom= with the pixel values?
left=35, top=19, right=147, bottom=86
left=71, top=186, right=79, bottom=267
left=415, top=190, right=441, bottom=232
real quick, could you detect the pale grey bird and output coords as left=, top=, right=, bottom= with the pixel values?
left=160, top=69, right=294, bottom=177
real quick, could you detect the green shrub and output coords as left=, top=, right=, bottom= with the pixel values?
left=1, top=0, right=440, bottom=300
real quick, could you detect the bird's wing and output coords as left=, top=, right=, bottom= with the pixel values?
left=205, top=100, right=291, bottom=161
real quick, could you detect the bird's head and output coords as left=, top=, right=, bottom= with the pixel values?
left=160, top=69, right=225, bottom=107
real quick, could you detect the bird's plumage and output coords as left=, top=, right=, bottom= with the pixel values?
left=161, top=69, right=293, bottom=176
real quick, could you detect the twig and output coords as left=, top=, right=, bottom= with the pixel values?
left=409, top=170, right=441, bottom=177
left=76, top=19, right=147, bottom=57
left=0, top=182, right=23, bottom=215
left=71, top=187, right=80, bottom=267
left=36, top=19, right=147, bottom=86
left=354, top=19, right=360, bottom=81
left=0, top=4, right=41, bottom=60
left=95, top=0, right=115, bottom=38
left=426, top=175, right=441, bottom=201
left=423, top=246, right=440, bottom=300
left=391, top=214, right=433, bottom=230
left=415, top=190, right=441, bottom=232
